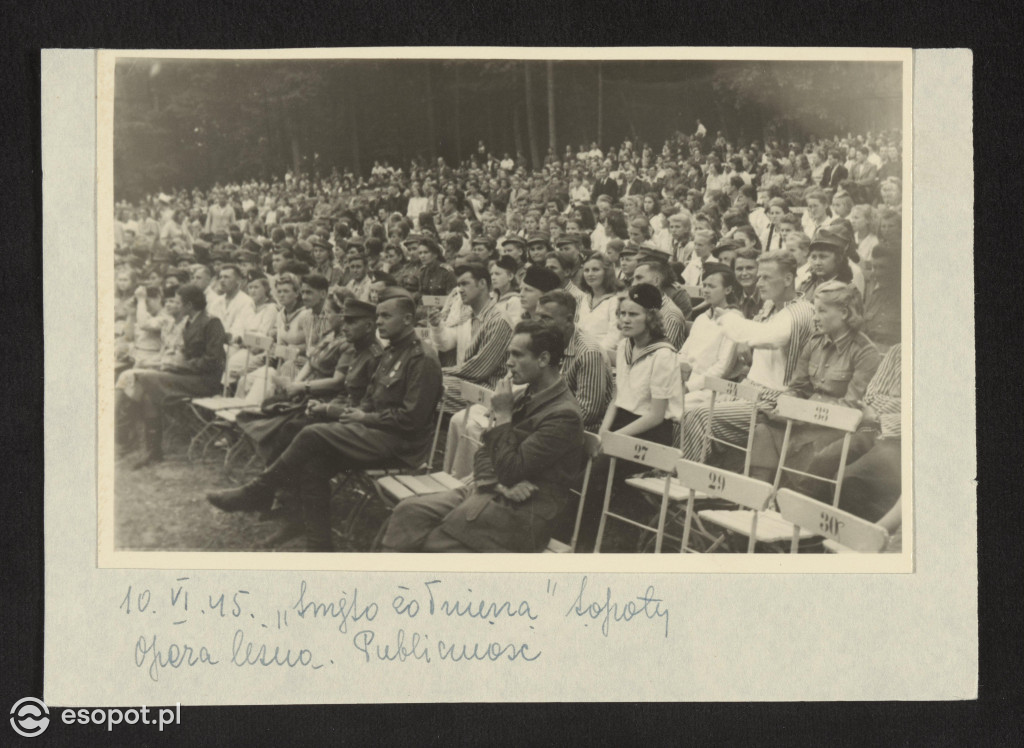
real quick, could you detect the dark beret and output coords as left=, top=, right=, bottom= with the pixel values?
left=522, top=265, right=561, bottom=293
left=627, top=283, right=662, bottom=310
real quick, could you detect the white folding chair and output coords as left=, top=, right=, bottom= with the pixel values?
left=675, top=459, right=775, bottom=553
left=698, top=396, right=864, bottom=552
left=771, top=396, right=864, bottom=506
left=594, top=432, right=682, bottom=553
left=626, top=375, right=760, bottom=552
left=699, top=376, right=762, bottom=471
left=187, top=332, right=274, bottom=461
left=775, top=488, right=890, bottom=553
left=420, top=294, right=448, bottom=311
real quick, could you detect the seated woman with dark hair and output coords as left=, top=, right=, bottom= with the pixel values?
left=798, top=223, right=864, bottom=299
left=677, top=263, right=744, bottom=407
left=489, top=255, right=523, bottom=328
left=411, top=238, right=456, bottom=297
left=747, top=280, right=881, bottom=483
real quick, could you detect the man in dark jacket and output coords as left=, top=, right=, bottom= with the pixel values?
left=590, top=167, right=620, bottom=203
left=819, top=149, right=849, bottom=190
left=382, top=319, right=585, bottom=552
left=119, top=283, right=225, bottom=469
left=207, top=288, right=443, bottom=551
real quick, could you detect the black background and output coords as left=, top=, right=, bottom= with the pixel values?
left=1, top=1, right=1020, bottom=744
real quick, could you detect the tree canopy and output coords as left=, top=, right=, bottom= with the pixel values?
left=114, top=58, right=902, bottom=200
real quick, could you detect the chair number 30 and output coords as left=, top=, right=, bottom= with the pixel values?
left=633, top=443, right=649, bottom=461
left=707, top=471, right=726, bottom=493
left=819, top=512, right=844, bottom=537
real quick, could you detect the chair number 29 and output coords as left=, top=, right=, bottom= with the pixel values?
left=819, top=512, right=844, bottom=537
left=707, top=471, right=726, bottom=493
left=633, top=443, right=649, bottom=461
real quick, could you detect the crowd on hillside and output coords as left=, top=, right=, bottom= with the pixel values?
left=113, top=119, right=904, bottom=553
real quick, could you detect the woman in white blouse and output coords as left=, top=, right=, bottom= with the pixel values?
left=849, top=204, right=880, bottom=282
left=489, top=256, right=523, bottom=328
left=576, top=253, right=623, bottom=360
left=405, top=181, right=430, bottom=228
left=600, top=284, right=683, bottom=447
left=225, top=276, right=280, bottom=387
left=678, top=263, right=743, bottom=407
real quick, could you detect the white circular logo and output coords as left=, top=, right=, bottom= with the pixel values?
left=10, top=698, right=49, bottom=738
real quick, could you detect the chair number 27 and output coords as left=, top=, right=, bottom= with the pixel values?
left=633, top=443, right=649, bottom=461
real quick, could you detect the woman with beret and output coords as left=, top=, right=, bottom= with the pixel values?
left=599, top=283, right=683, bottom=447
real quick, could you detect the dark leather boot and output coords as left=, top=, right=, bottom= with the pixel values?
left=207, top=476, right=276, bottom=513
left=132, top=415, right=163, bottom=470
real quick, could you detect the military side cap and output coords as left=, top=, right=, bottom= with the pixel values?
left=342, top=298, right=377, bottom=318
left=376, top=286, right=415, bottom=303
left=809, top=225, right=852, bottom=254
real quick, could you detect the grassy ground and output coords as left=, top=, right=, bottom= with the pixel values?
left=114, top=424, right=646, bottom=553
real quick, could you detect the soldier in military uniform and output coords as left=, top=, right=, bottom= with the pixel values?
left=207, top=288, right=443, bottom=551
left=234, top=296, right=385, bottom=464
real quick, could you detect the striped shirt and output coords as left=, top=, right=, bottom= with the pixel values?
left=863, top=343, right=901, bottom=439
left=446, top=299, right=513, bottom=388
left=660, top=296, right=687, bottom=350
left=561, top=330, right=614, bottom=431
left=719, top=295, right=815, bottom=399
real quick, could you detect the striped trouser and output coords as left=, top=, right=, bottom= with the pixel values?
left=680, top=389, right=781, bottom=463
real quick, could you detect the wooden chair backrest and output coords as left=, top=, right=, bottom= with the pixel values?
left=459, top=381, right=494, bottom=409
left=675, top=459, right=774, bottom=511
left=582, top=431, right=602, bottom=459
left=601, top=432, right=680, bottom=472
left=703, top=375, right=761, bottom=403
left=243, top=332, right=274, bottom=352
left=420, top=295, right=448, bottom=310
left=775, top=395, right=863, bottom=432
left=776, top=489, right=889, bottom=552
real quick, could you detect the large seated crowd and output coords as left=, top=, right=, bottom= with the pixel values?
left=113, top=120, right=904, bottom=553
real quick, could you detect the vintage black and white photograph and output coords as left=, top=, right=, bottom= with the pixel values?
left=103, top=49, right=910, bottom=560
